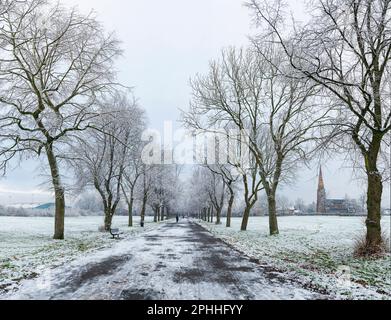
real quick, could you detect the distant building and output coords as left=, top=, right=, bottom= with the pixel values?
left=316, top=167, right=356, bottom=214
left=325, top=199, right=356, bottom=214
left=277, top=209, right=293, bottom=216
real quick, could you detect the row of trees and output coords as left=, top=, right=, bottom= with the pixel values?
left=68, top=106, right=182, bottom=231
left=0, top=0, right=122, bottom=239
left=183, top=0, right=391, bottom=256
left=183, top=45, right=327, bottom=235
left=0, top=0, right=182, bottom=239
left=187, top=168, right=368, bottom=220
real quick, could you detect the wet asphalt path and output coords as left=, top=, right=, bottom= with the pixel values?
left=10, top=220, right=322, bottom=300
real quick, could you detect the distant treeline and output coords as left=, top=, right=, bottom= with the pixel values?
left=0, top=205, right=102, bottom=217
left=0, top=204, right=152, bottom=218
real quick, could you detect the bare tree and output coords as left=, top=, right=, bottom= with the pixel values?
left=121, top=153, right=143, bottom=227
left=203, top=167, right=226, bottom=225
left=138, top=164, right=155, bottom=227
left=67, top=94, right=139, bottom=231
left=120, top=102, right=146, bottom=227
left=240, top=162, right=264, bottom=231
left=248, top=0, right=391, bottom=253
left=222, top=170, right=238, bottom=228
left=0, top=0, right=121, bottom=239
left=206, top=163, right=239, bottom=227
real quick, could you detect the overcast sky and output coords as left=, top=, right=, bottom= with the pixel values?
left=0, top=0, right=389, bottom=207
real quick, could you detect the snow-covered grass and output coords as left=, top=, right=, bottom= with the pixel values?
left=198, top=216, right=391, bottom=300
left=0, top=215, right=161, bottom=295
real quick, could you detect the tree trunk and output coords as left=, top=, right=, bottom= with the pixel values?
left=241, top=174, right=259, bottom=231
left=211, top=207, right=214, bottom=223
left=366, top=172, right=383, bottom=247
left=267, top=191, right=279, bottom=236
left=207, top=208, right=211, bottom=222
left=215, top=207, right=222, bottom=225
left=364, top=138, right=383, bottom=251
left=128, top=197, right=134, bottom=227
left=154, top=207, right=158, bottom=223
left=140, top=193, right=147, bottom=226
left=160, top=206, right=165, bottom=221
left=46, top=145, right=65, bottom=240
left=227, top=193, right=234, bottom=228
left=241, top=206, right=251, bottom=231
left=104, top=209, right=114, bottom=231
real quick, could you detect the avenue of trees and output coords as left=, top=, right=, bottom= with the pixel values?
left=0, top=0, right=182, bottom=239
left=0, top=0, right=122, bottom=239
left=248, top=0, right=391, bottom=256
left=0, top=0, right=389, bottom=258
left=183, top=0, right=391, bottom=256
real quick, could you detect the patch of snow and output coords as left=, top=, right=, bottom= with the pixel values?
left=0, top=215, right=160, bottom=295
left=198, top=216, right=391, bottom=300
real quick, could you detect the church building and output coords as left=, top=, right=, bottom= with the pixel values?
left=316, top=167, right=356, bottom=214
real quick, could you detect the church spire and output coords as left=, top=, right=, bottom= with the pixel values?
left=318, top=166, right=325, bottom=190
left=317, top=166, right=326, bottom=213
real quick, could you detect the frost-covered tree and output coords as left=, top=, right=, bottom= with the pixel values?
left=120, top=101, right=146, bottom=227
left=121, top=150, right=144, bottom=227
left=205, top=163, right=240, bottom=227
left=202, top=167, right=226, bottom=225
left=0, top=0, right=121, bottom=239
left=137, top=164, right=155, bottom=226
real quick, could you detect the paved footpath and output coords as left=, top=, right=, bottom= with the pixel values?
left=9, top=220, right=323, bottom=300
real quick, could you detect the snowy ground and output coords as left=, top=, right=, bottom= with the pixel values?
left=2, top=215, right=390, bottom=300
left=0, top=215, right=159, bottom=295
left=5, top=220, right=323, bottom=300
left=198, top=216, right=391, bottom=300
